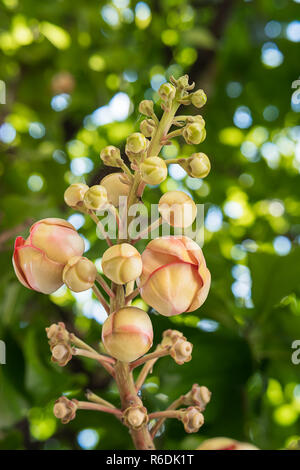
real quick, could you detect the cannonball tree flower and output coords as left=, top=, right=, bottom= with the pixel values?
left=100, top=172, right=130, bottom=207
left=138, top=236, right=211, bottom=316
left=102, top=306, right=153, bottom=362
left=197, top=437, right=259, bottom=450
left=158, top=191, right=197, bottom=228
left=13, top=218, right=85, bottom=294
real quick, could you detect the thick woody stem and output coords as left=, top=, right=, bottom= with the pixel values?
left=77, top=401, right=122, bottom=418
left=130, top=347, right=170, bottom=370
left=86, top=389, right=116, bottom=409
left=150, top=396, right=184, bottom=438
left=92, top=285, right=110, bottom=314
left=96, top=273, right=115, bottom=298
left=73, top=347, right=115, bottom=376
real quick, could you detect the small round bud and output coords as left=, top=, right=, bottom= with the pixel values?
left=100, top=173, right=130, bottom=207
left=140, top=156, right=167, bottom=185
left=184, top=153, right=211, bottom=179
left=123, top=405, right=148, bottom=430
left=100, top=146, right=122, bottom=167
left=126, top=132, right=148, bottom=154
left=140, top=119, right=156, bottom=138
left=139, top=100, right=154, bottom=117
left=63, top=256, right=97, bottom=292
left=64, top=183, right=89, bottom=208
left=102, top=243, right=142, bottom=285
left=184, top=384, right=211, bottom=410
left=51, top=342, right=73, bottom=367
left=181, top=407, right=204, bottom=433
left=158, top=82, right=176, bottom=102
left=46, top=322, right=69, bottom=345
left=191, top=89, right=207, bottom=108
left=183, top=123, right=206, bottom=145
left=171, top=338, right=193, bottom=364
left=53, top=396, right=78, bottom=424
left=158, top=191, right=197, bottom=228
left=161, top=329, right=184, bottom=348
left=102, top=306, right=153, bottom=362
left=84, top=185, right=107, bottom=211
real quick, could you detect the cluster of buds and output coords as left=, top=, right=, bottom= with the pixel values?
left=161, top=329, right=193, bottom=365
left=46, top=322, right=73, bottom=367
left=53, top=396, right=78, bottom=424
left=123, top=405, right=148, bottom=430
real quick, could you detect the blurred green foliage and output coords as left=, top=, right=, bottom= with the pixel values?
left=1, top=0, right=300, bottom=451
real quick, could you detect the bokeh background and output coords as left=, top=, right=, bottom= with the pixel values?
left=1, top=0, right=300, bottom=451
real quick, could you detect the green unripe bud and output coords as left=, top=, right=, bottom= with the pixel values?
left=158, top=82, right=176, bottom=102
left=140, top=118, right=156, bottom=137
left=140, top=156, right=168, bottom=185
left=100, top=146, right=122, bottom=167
left=180, top=153, right=211, bottom=179
left=183, top=123, right=206, bottom=145
left=64, top=183, right=89, bottom=208
left=191, top=89, right=207, bottom=108
left=138, top=100, right=154, bottom=117
left=84, top=185, right=107, bottom=210
left=126, top=132, right=148, bottom=154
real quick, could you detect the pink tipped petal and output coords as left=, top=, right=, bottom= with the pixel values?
left=17, top=245, right=64, bottom=294
left=12, top=237, right=32, bottom=289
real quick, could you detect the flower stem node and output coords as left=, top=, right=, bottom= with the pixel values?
left=64, top=183, right=89, bottom=208
left=63, top=256, right=97, bottom=292
left=183, top=122, right=206, bottom=145
left=102, top=243, right=142, bottom=285
left=100, top=146, right=123, bottom=167
left=158, top=191, right=197, bottom=228
left=140, top=119, right=156, bottom=138
left=102, top=306, right=153, bottom=362
left=170, top=338, right=193, bottom=365
left=123, top=405, right=148, bottom=430
left=139, top=100, right=154, bottom=117
left=51, top=342, right=73, bottom=367
left=83, top=185, right=108, bottom=211
left=180, top=406, right=204, bottom=433
left=191, top=89, right=207, bottom=108
left=184, top=384, right=211, bottom=410
left=140, top=156, right=167, bottom=185
left=53, top=396, right=78, bottom=424
left=100, top=172, right=131, bottom=208
left=125, top=133, right=149, bottom=161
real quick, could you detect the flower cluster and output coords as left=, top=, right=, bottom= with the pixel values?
left=12, top=74, right=214, bottom=451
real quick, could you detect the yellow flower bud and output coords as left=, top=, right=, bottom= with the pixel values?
left=140, top=156, right=167, bottom=185
left=140, top=119, right=156, bottom=138
left=83, top=185, right=107, bottom=210
left=100, top=172, right=131, bottom=207
left=183, top=122, right=206, bottom=145
left=158, top=82, right=176, bottom=101
left=191, top=89, right=207, bottom=108
left=126, top=132, right=148, bottom=154
left=63, top=256, right=97, bottom=292
left=183, top=153, right=211, bottom=179
left=102, top=243, right=142, bottom=285
left=158, top=191, right=197, bottom=228
left=100, top=146, right=122, bottom=167
left=138, top=100, right=154, bottom=117
left=64, top=183, right=89, bottom=208
left=102, top=306, right=153, bottom=362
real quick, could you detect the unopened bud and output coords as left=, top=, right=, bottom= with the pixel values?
left=126, top=133, right=148, bottom=155
left=100, top=146, right=122, bottom=167
left=64, top=183, right=89, bottom=208
left=158, top=83, right=176, bottom=102
left=46, top=322, right=69, bottom=346
left=158, top=191, right=197, bottom=228
left=84, top=185, right=107, bottom=211
left=183, top=122, right=206, bottom=145
left=180, top=153, right=211, bottom=179
left=63, top=256, right=97, bottom=292
left=123, top=405, right=148, bottom=430
left=139, top=100, right=154, bottom=117
left=191, top=89, right=207, bottom=108
left=140, top=119, right=156, bottom=138
left=171, top=338, right=193, bottom=364
left=161, top=329, right=185, bottom=348
left=140, top=156, right=167, bottom=185
left=184, top=384, right=211, bottom=410
left=180, top=406, right=204, bottom=433
left=53, top=396, right=78, bottom=424
left=102, top=243, right=142, bottom=285
left=100, top=172, right=131, bottom=208
left=51, top=342, right=73, bottom=367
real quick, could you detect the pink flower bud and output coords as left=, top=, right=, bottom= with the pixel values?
left=13, top=218, right=85, bottom=294
left=102, top=306, right=153, bottom=362
left=138, top=236, right=211, bottom=316
left=197, top=437, right=259, bottom=450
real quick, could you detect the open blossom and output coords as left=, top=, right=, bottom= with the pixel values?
left=13, top=218, right=85, bottom=294
left=138, top=236, right=211, bottom=316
